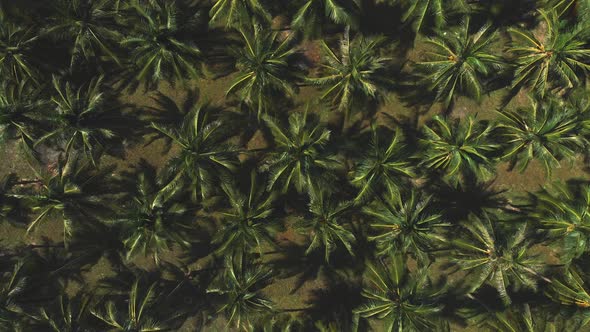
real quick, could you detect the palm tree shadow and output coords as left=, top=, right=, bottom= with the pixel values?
left=303, top=272, right=368, bottom=331
left=67, top=222, right=128, bottom=273
left=269, top=241, right=360, bottom=295
left=357, top=0, right=415, bottom=55
left=394, top=70, right=438, bottom=111
left=425, top=176, right=509, bottom=221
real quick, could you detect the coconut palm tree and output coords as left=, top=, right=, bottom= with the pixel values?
left=508, top=9, right=590, bottom=97
left=0, top=260, right=31, bottom=330
left=451, top=213, right=547, bottom=305
left=349, top=125, right=415, bottom=203
left=227, top=26, right=299, bottom=119
left=111, top=161, right=194, bottom=265
left=150, top=103, right=238, bottom=201
left=530, top=182, right=590, bottom=264
left=207, top=260, right=274, bottom=331
left=0, top=79, right=47, bottom=157
left=354, top=253, right=448, bottom=331
left=291, top=0, right=358, bottom=38
left=388, top=0, right=468, bottom=34
left=212, top=171, right=278, bottom=264
left=308, top=33, right=391, bottom=121
left=120, top=0, right=205, bottom=91
left=295, top=186, right=355, bottom=263
left=32, top=293, right=92, bottom=332
left=209, top=0, right=271, bottom=29
left=363, top=189, right=450, bottom=262
left=415, top=18, right=504, bottom=108
left=460, top=302, right=586, bottom=332
left=17, top=155, right=112, bottom=244
left=546, top=266, right=590, bottom=309
left=262, top=111, right=342, bottom=195
left=44, top=0, right=122, bottom=68
left=36, top=76, right=125, bottom=166
left=0, top=13, right=40, bottom=84
left=420, top=115, right=498, bottom=182
left=92, top=279, right=181, bottom=331
left=495, top=98, right=586, bottom=174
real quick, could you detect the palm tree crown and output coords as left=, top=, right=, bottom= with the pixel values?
left=0, top=14, right=39, bottom=84
left=355, top=254, right=448, bottom=332
left=308, top=33, right=391, bottom=118
left=530, top=182, right=590, bottom=264
left=291, top=0, right=357, bottom=38
left=112, top=162, right=194, bottom=265
left=91, top=279, right=178, bottom=331
left=0, top=80, right=46, bottom=154
left=416, top=19, right=503, bottom=107
left=227, top=26, right=299, bottom=119
left=207, top=261, right=274, bottom=331
left=45, top=0, right=122, bottom=67
left=33, top=293, right=92, bottom=332
left=508, top=9, right=590, bottom=97
left=295, top=187, right=355, bottom=263
left=364, top=189, right=450, bottom=262
left=212, top=171, right=278, bottom=263
left=420, top=115, right=498, bottom=181
left=395, top=0, right=467, bottom=34
left=451, top=213, right=546, bottom=304
left=350, top=126, right=415, bottom=203
left=150, top=103, right=238, bottom=201
left=495, top=98, right=586, bottom=174
left=0, top=260, right=30, bottom=330
left=120, top=0, right=204, bottom=91
left=18, top=156, right=111, bottom=243
left=209, top=0, right=272, bottom=29
left=262, top=111, right=342, bottom=194
left=37, top=76, right=121, bottom=166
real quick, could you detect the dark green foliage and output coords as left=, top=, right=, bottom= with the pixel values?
left=207, top=261, right=274, bottom=330
left=212, top=171, right=278, bottom=263
left=209, top=0, right=271, bottom=29
left=111, top=162, right=194, bottom=265
left=150, top=102, right=238, bottom=201
left=227, top=26, right=299, bottom=118
left=496, top=98, right=586, bottom=174
left=355, top=253, right=448, bottom=331
left=308, top=33, right=391, bottom=119
left=349, top=126, right=415, bottom=203
left=262, top=110, right=342, bottom=194
left=416, top=18, right=504, bottom=107
left=420, top=115, right=498, bottom=182
left=0, top=13, right=39, bottom=84
left=37, top=76, right=124, bottom=166
left=364, top=189, right=450, bottom=261
left=530, top=182, right=590, bottom=264
left=295, top=186, right=355, bottom=263
left=120, top=0, right=205, bottom=91
left=17, top=156, right=112, bottom=243
left=291, top=0, right=358, bottom=38
left=508, top=9, right=590, bottom=97
left=45, top=0, right=122, bottom=68
left=451, top=213, right=547, bottom=304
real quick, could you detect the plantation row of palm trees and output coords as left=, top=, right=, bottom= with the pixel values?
left=3, top=0, right=590, bottom=115
left=2, top=0, right=590, bottom=331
